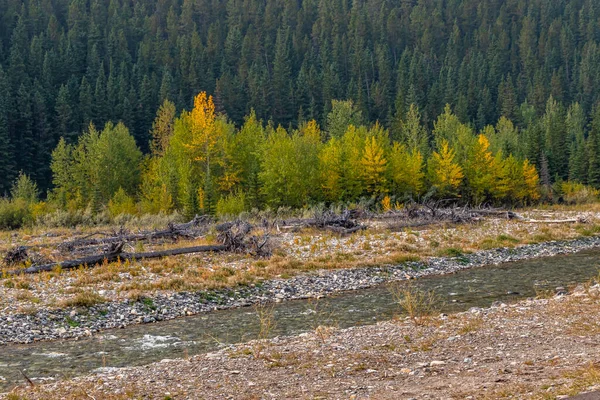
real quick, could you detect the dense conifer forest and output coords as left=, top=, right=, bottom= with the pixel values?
left=1, top=0, right=600, bottom=223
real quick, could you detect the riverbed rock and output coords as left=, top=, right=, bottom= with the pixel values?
left=2, top=235, right=600, bottom=345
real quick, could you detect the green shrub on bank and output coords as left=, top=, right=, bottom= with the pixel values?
left=561, top=182, right=599, bottom=204
left=108, top=188, right=138, bottom=218
left=0, top=198, right=31, bottom=229
left=216, top=191, right=247, bottom=217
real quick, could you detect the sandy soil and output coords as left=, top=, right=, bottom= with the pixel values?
left=5, top=284, right=600, bottom=400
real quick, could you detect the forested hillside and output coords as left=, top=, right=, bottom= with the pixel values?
left=1, top=0, right=600, bottom=214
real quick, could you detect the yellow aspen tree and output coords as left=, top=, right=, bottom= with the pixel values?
left=361, top=135, right=388, bottom=195
left=218, top=128, right=242, bottom=193
left=319, top=137, right=344, bottom=201
left=427, top=140, right=463, bottom=197
left=491, top=152, right=510, bottom=201
left=340, top=125, right=367, bottom=200
left=522, top=159, right=541, bottom=202
left=182, top=92, right=224, bottom=214
left=139, top=159, right=174, bottom=213
left=302, top=119, right=322, bottom=143
left=464, top=134, right=497, bottom=203
left=185, top=92, right=219, bottom=164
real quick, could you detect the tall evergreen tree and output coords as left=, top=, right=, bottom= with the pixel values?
left=0, top=66, right=14, bottom=193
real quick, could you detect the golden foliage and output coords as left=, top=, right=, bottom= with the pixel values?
left=185, top=92, right=220, bottom=163
left=427, top=140, right=463, bottom=196
left=361, top=135, right=388, bottom=194
left=389, top=143, right=424, bottom=197
left=522, top=159, right=541, bottom=201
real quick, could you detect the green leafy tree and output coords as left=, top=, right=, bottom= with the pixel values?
left=260, top=122, right=321, bottom=208
left=326, top=100, right=363, bottom=139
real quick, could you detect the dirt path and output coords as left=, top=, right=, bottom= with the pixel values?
left=5, top=285, right=600, bottom=399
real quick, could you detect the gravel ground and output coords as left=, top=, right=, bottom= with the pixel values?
left=1, top=235, right=600, bottom=345
left=6, top=284, right=600, bottom=399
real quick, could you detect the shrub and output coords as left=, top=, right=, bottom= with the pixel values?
left=36, top=209, right=94, bottom=228
left=389, top=281, right=442, bottom=325
left=108, top=187, right=138, bottom=218
left=561, top=182, right=599, bottom=205
left=0, top=198, right=31, bottom=230
left=11, top=172, right=39, bottom=203
left=60, top=292, right=107, bottom=308
left=216, top=191, right=247, bottom=217
left=29, top=201, right=54, bottom=221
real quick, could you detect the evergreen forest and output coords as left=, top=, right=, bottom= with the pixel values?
left=2, top=0, right=600, bottom=224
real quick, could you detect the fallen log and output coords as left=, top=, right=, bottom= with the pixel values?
left=521, top=218, right=586, bottom=224
left=6, top=244, right=228, bottom=275
left=58, top=218, right=210, bottom=251
left=323, top=225, right=366, bottom=235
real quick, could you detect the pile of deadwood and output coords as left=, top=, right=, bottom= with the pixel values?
left=2, top=217, right=271, bottom=275
left=373, top=201, right=589, bottom=230
left=1, top=205, right=587, bottom=275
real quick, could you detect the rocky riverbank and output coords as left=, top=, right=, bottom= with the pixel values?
left=2, top=235, right=600, bottom=346
left=7, top=280, right=600, bottom=399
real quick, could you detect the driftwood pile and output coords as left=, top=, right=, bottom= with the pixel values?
left=279, top=210, right=367, bottom=235
left=375, top=202, right=588, bottom=230
left=56, top=215, right=212, bottom=253
left=2, top=206, right=588, bottom=276
left=3, top=218, right=271, bottom=276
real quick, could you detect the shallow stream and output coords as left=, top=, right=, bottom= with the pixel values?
left=2, top=248, right=600, bottom=391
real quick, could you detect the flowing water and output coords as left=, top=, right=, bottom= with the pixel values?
left=1, top=248, right=600, bottom=390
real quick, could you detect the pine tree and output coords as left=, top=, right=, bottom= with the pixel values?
left=394, top=104, right=429, bottom=156
left=326, top=100, right=363, bottom=139
left=49, top=138, right=73, bottom=208
left=56, top=84, right=75, bottom=142
left=0, top=66, right=15, bottom=193
left=79, top=77, right=93, bottom=131
left=588, top=105, right=600, bottom=188
left=566, top=103, right=588, bottom=183
left=271, top=27, right=293, bottom=126
left=541, top=96, right=568, bottom=180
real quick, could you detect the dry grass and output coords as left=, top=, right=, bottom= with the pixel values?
left=456, top=316, right=485, bottom=335
left=473, top=362, right=600, bottom=399
left=388, top=281, right=442, bottom=325
left=252, top=302, right=277, bottom=360
left=59, top=291, right=107, bottom=308
left=0, top=205, right=599, bottom=312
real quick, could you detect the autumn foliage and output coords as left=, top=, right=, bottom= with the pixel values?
left=47, top=94, right=544, bottom=218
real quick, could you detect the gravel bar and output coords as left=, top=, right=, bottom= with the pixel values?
left=2, top=235, right=600, bottom=345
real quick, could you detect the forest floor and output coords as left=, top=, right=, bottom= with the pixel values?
left=0, top=205, right=599, bottom=316
left=5, top=280, right=600, bottom=399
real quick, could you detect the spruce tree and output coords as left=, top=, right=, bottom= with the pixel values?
left=0, top=66, right=14, bottom=193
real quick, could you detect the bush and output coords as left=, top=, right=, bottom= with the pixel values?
left=216, top=191, right=247, bottom=217
left=11, top=172, right=39, bottom=204
left=0, top=198, right=32, bottom=230
left=108, top=187, right=138, bottom=218
left=36, top=209, right=94, bottom=228
left=561, top=182, right=599, bottom=205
